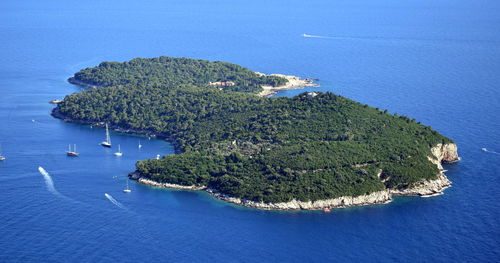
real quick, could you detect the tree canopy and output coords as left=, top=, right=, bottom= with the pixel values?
left=57, top=56, right=453, bottom=203
left=69, top=56, right=287, bottom=93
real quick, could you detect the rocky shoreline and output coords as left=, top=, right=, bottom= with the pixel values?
left=131, top=143, right=459, bottom=211
left=258, top=74, right=319, bottom=97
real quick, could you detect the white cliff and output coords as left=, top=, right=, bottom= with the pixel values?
left=392, top=143, right=459, bottom=197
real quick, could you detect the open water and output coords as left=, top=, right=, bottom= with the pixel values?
left=0, top=0, right=499, bottom=262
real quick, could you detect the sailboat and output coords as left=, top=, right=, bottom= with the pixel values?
left=101, top=123, right=112, bottom=147
left=114, top=144, right=123, bottom=156
left=67, top=144, right=79, bottom=156
left=0, top=144, right=5, bottom=161
left=138, top=140, right=142, bottom=149
left=123, top=179, right=132, bottom=193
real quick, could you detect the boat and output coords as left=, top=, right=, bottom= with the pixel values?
left=100, top=123, right=112, bottom=147
left=138, top=140, right=142, bottom=149
left=66, top=144, right=79, bottom=156
left=114, top=144, right=123, bottom=156
left=48, top=99, right=62, bottom=104
left=123, top=179, right=132, bottom=193
left=323, top=208, right=331, bottom=213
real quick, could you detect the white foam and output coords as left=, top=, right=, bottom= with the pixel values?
left=38, top=166, right=62, bottom=197
left=482, top=148, right=499, bottom=155
left=104, top=193, right=125, bottom=209
left=421, top=192, right=443, bottom=198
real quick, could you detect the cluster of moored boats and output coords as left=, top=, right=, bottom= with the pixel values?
left=65, top=123, right=133, bottom=193
left=2, top=121, right=163, bottom=194
left=66, top=123, right=131, bottom=157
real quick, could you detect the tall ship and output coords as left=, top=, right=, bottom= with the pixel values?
left=101, top=123, right=112, bottom=147
left=66, top=144, right=79, bottom=157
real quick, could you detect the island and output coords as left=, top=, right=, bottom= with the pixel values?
left=53, top=56, right=459, bottom=210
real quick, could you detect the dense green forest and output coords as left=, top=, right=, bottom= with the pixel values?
left=69, top=56, right=287, bottom=93
left=56, top=56, right=453, bottom=203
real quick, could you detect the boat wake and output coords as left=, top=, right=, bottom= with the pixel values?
left=104, top=193, right=125, bottom=209
left=38, top=166, right=63, bottom=197
left=301, top=33, right=479, bottom=44
left=482, top=148, right=499, bottom=155
left=301, top=33, right=332, bottom=39
left=302, top=33, right=388, bottom=41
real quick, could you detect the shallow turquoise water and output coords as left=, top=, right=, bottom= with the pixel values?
left=0, top=0, right=499, bottom=262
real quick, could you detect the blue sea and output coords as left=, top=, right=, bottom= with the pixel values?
left=1, top=0, right=499, bottom=262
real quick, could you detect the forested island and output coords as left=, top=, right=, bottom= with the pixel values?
left=53, top=56, right=459, bottom=210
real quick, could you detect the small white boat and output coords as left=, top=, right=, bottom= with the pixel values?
left=114, top=144, right=123, bottom=156
left=138, top=140, right=142, bottom=149
left=123, top=179, right=132, bottom=193
left=66, top=144, right=79, bottom=157
left=101, top=123, right=112, bottom=147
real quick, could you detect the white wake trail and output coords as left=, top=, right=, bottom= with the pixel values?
left=302, top=33, right=368, bottom=40
left=301, top=33, right=444, bottom=43
left=302, top=33, right=332, bottom=39
left=104, top=193, right=125, bottom=209
left=38, top=166, right=63, bottom=197
left=482, top=148, right=500, bottom=155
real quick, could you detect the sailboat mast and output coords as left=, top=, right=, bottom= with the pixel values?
left=106, top=124, right=111, bottom=144
left=74, top=144, right=76, bottom=153
left=105, top=123, right=108, bottom=143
